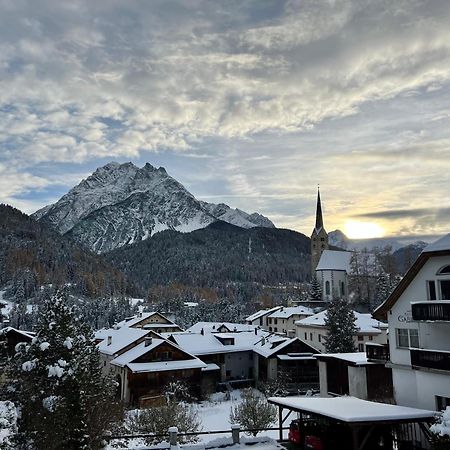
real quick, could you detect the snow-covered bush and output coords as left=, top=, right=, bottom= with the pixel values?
left=229, top=389, right=276, bottom=436
left=430, top=407, right=450, bottom=449
left=0, top=401, right=17, bottom=450
left=127, top=399, right=201, bottom=445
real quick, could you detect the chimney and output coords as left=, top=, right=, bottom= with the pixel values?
left=144, top=336, right=153, bottom=347
left=107, top=336, right=112, bottom=346
left=201, top=328, right=204, bottom=335
left=254, top=328, right=258, bottom=335
left=233, top=327, right=237, bottom=332
left=261, top=337, right=266, bottom=346
left=139, top=312, right=143, bottom=318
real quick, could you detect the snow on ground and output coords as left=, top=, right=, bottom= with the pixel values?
left=106, top=390, right=281, bottom=450
left=0, top=290, right=13, bottom=319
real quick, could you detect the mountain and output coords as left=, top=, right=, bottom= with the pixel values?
left=393, top=241, right=428, bottom=274
left=105, top=221, right=311, bottom=290
left=34, top=162, right=275, bottom=253
left=0, top=204, right=133, bottom=299
left=329, top=229, right=408, bottom=252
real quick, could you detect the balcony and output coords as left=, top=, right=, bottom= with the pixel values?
left=411, top=301, right=450, bottom=322
left=366, top=343, right=390, bottom=362
left=410, top=348, right=450, bottom=372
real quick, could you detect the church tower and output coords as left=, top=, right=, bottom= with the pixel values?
left=310, top=187, right=329, bottom=274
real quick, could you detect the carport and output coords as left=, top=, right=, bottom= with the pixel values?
left=268, top=396, right=436, bottom=449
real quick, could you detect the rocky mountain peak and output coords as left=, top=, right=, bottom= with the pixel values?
left=33, top=162, right=275, bottom=253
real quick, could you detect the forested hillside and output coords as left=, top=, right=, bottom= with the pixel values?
left=0, top=204, right=133, bottom=299
left=106, top=221, right=311, bottom=290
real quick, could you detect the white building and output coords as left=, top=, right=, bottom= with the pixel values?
left=245, top=306, right=283, bottom=327
left=295, top=309, right=388, bottom=352
left=373, top=233, right=450, bottom=411
left=315, top=250, right=352, bottom=301
left=265, top=306, right=314, bottom=335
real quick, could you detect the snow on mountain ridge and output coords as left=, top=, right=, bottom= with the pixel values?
left=33, top=162, right=275, bottom=253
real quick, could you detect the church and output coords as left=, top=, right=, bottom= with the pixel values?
left=310, top=189, right=353, bottom=302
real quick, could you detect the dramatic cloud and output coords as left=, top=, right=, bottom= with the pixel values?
left=0, top=0, right=449, bottom=238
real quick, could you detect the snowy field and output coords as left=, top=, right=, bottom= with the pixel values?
left=107, top=390, right=281, bottom=450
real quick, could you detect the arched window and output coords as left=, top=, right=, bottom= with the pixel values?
left=325, top=281, right=330, bottom=295
left=438, top=265, right=450, bottom=275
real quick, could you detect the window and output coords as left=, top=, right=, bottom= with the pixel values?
left=325, top=281, right=330, bottom=295
left=318, top=335, right=321, bottom=343
left=321, top=238, right=325, bottom=242
left=304, top=332, right=307, bottom=340
left=269, top=327, right=272, bottom=332
left=357, top=335, right=364, bottom=341
left=427, top=281, right=437, bottom=300
left=369, top=336, right=373, bottom=341
left=396, top=328, right=419, bottom=348
left=438, top=265, right=450, bottom=275
left=310, top=333, right=313, bottom=341
left=274, top=327, right=278, bottom=332
left=274, top=319, right=278, bottom=324
left=358, top=344, right=364, bottom=352
left=440, top=280, right=450, bottom=300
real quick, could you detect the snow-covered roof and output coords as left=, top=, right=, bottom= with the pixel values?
left=316, top=250, right=352, bottom=272
left=126, top=359, right=206, bottom=374
left=422, top=233, right=450, bottom=253
left=109, top=338, right=164, bottom=366
left=295, top=310, right=387, bottom=334
left=268, top=396, right=436, bottom=423
left=186, top=322, right=256, bottom=334
left=277, top=354, right=315, bottom=361
left=245, top=306, right=282, bottom=322
left=315, top=352, right=374, bottom=366
left=164, top=329, right=298, bottom=358
left=268, top=306, right=314, bottom=319
left=116, top=311, right=176, bottom=329
left=97, top=326, right=150, bottom=356
left=202, top=363, right=220, bottom=371
left=0, top=327, right=35, bottom=339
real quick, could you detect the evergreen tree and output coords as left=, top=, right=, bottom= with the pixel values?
left=374, top=273, right=391, bottom=308
left=4, top=291, right=121, bottom=450
left=324, top=297, right=358, bottom=353
left=308, top=276, right=322, bottom=302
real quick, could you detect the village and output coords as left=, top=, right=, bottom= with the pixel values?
left=2, top=194, right=449, bottom=450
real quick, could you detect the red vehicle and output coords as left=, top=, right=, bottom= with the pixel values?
left=304, top=434, right=324, bottom=450
left=288, top=419, right=302, bottom=445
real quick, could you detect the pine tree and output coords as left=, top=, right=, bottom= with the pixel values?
left=4, top=291, right=121, bottom=450
left=309, top=276, right=322, bottom=302
left=374, top=273, right=391, bottom=308
left=324, top=297, right=358, bottom=353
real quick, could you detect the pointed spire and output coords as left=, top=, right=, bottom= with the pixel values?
left=315, top=185, right=324, bottom=232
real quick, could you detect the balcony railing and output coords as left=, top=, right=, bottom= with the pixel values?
left=411, top=301, right=450, bottom=321
left=410, top=348, right=450, bottom=372
left=366, top=343, right=390, bottom=362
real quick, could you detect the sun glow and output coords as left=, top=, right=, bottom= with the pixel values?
left=344, top=221, right=384, bottom=239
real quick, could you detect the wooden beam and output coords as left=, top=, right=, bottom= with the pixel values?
left=358, top=425, right=375, bottom=450
left=278, top=406, right=283, bottom=441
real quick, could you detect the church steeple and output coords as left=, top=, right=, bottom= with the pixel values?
left=314, top=186, right=324, bottom=233
left=310, top=186, right=329, bottom=274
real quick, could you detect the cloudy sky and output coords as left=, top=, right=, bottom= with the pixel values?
left=1, top=0, right=449, bottom=240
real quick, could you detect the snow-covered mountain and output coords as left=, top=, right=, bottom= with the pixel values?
left=33, top=162, right=275, bottom=253
left=329, top=229, right=428, bottom=252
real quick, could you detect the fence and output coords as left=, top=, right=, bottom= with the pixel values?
left=104, top=425, right=290, bottom=449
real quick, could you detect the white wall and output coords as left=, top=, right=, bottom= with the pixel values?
left=316, top=270, right=347, bottom=302
left=348, top=366, right=368, bottom=400
left=388, top=255, right=450, bottom=410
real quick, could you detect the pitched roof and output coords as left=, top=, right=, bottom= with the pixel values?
left=116, top=311, right=175, bottom=328
left=245, top=306, right=282, bottom=322
left=97, top=326, right=151, bottom=356
left=373, top=233, right=450, bottom=320
left=185, top=322, right=256, bottom=334
left=315, top=250, right=352, bottom=272
left=315, top=352, right=376, bottom=366
left=296, top=310, right=386, bottom=334
left=268, top=306, right=314, bottom=319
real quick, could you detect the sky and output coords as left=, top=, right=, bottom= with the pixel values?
left=0, top=0, right=449, bottom=241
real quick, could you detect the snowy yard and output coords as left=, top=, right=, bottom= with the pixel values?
left=107, top=390, right=281, bottom=450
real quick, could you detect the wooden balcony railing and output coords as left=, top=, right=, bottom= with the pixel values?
left=411, top=301, right=450, bottom=321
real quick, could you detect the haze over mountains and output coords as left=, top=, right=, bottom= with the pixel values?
left=33, top=162, right=275, bottom=253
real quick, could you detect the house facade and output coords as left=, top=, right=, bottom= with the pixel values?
left=295, top=310, right=388, bottom=353
left=265, top=306, right=314, bottom=335
left=374, top=234, right=450, bottom=411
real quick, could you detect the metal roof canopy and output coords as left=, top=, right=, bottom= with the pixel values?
left=268, top=396, right=436, bottom=450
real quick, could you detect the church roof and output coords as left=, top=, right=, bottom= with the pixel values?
left=315, top=250, right=352, bottom=272
left=313, top=188, right=326, bottom=235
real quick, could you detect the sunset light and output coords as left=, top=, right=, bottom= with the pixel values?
left=344, top=220, right=385, bottom=239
